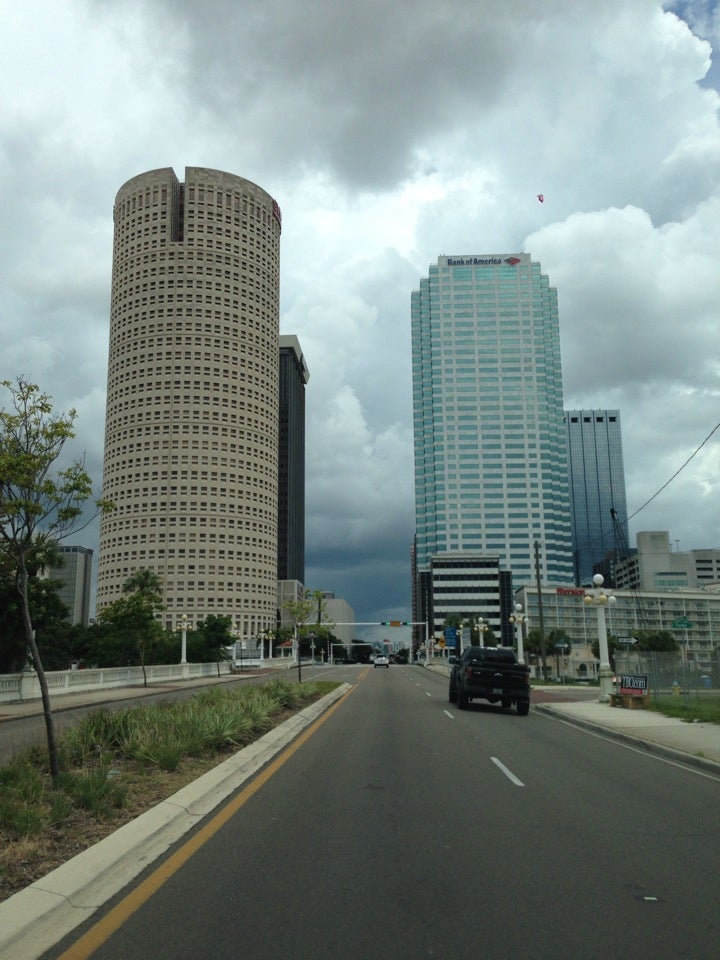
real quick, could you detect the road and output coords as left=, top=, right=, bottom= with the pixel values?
left=47, top=664, right=720, bottom=960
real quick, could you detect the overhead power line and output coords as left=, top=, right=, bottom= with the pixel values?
left=623, top=418, right=720, bottom=524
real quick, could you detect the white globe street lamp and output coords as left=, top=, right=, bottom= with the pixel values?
left=179, top=614, right=188, bottom=665
left=584, top=573, right=617, bottom=701
left=508, top=604, right=528, bottom=664
left=475, top=618, right=489, bottom=648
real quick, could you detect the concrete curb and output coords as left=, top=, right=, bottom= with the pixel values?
left=0, top=684, right=351, bottom=960
left=534, top=703, right=720, bottom=776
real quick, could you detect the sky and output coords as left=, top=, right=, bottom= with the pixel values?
left=2, top=0, right=720, bottom=643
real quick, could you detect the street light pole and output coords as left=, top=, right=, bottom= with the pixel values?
left=508, top=604, right=527, bottom=663
left=180, top=614, right=188, bottom=665
left=475, top=618, right=488, bottom=648
left=584, top=573, right=617, bottom=701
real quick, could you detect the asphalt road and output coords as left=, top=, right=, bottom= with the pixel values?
left=47, top=665, right=720, bottom=960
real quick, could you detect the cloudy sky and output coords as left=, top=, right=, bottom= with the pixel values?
left=2, top=0, right=720, bottom=639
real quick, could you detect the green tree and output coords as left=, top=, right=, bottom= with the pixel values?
left=526, top=628, right=551, bottom=678
left=635, top=629, right=679, bottom=653
left=284, top=594, right=316, bottom=680
left=122, top=567, right=163, bottom=600
left=591, top=628, right=679, bottom=660
left=96, top=569, right=167, bottom=682
left=0, top=377, right=111, bottom=780
left=305, top=588, right=336, bottom=662
left=546, top=628, right=572, bottom=678
left=188, top=614, right=233, bottom=665
left=0, top=546, right=72, bottom=672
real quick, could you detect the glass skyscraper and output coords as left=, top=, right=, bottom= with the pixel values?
left=411, top=253, right=574, bottom=591
left=565, top=409, right=629, bottom=585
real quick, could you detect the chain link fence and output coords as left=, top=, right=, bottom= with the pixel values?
left=614, top=650, right=719, bottom=704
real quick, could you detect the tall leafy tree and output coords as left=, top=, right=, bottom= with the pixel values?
left=188, top=614, right=234, bottom=665
left=97, top=568, right=167, bottom=682
left=283, top=594, right=315, bottom=681
left=0, top=377, right=111, bottom=780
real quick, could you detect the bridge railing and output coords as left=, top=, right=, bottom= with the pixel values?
left=0, top=657, right=292, bottom=704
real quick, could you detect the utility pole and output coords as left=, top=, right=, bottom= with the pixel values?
left=534, top=541, right=548, bottom=682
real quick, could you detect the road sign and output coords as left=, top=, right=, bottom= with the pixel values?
left=616, top=636, right=638, bottom=645
left=671, top=617, right=693, bottom=629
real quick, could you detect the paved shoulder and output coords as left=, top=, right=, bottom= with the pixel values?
left=534, top=697, right=720, bottom=773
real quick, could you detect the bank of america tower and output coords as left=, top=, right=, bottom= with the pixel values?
left=411, top=253, right=574, bottom=591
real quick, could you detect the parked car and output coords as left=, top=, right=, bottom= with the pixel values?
left=374, top=654, right=390, bottom=668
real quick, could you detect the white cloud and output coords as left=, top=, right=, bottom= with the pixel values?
left=1, top=0, right=720, bottom=618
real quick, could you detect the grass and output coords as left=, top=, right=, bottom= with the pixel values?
left=0, top=679, right=336, bottom=902
left=649, top=694, right=720, bottom=725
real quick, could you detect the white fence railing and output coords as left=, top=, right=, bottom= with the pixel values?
left=0, top=658, right=289, bottom=705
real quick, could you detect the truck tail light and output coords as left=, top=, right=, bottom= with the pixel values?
left=464, top=666, right=473, bottom=680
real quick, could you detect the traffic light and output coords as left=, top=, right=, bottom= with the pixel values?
left=380, top=621, right=410, bottom=626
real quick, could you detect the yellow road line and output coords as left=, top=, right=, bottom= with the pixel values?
left=57, top=684, right=357, bottom=960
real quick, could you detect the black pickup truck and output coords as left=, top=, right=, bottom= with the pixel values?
left=448, top=646, right=531, bottom=715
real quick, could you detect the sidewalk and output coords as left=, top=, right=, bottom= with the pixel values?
left=533, top=689, right=720, bottom=773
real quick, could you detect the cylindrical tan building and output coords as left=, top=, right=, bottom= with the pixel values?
left=97, top=167, right=281, bottom=636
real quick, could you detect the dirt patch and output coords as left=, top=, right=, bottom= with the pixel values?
left=0, top=752, right=232, bottom=903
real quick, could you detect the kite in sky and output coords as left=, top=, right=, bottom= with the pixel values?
left=537, top=194, right=544, bottom=203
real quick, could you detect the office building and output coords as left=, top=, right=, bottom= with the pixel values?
left=411, top=253, right=574, bottom=625
left=97, top=167, right=282, bottom=639
left=427, top=553, right=514, bottom=647
left=47, top=546, right=93, bottom=626
left=615, top=530, right=720, bottom=591
left=278, top=335, right=309, bottom=584
left=565, top=409, right=629, bottom=585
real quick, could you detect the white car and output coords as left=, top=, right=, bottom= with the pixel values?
left=374, top=654, right=389, bottom=668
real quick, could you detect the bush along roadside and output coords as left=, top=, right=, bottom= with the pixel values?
left=0, top=679, right=336, bottom=902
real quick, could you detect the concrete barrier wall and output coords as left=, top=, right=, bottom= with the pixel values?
left=0, top=658, right=291, bottom=704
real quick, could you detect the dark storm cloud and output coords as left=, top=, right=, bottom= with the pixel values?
left=2, top=0, right=720, bottom=619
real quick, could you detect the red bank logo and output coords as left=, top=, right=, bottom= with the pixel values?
left=505, top=257, right=521, bottom=266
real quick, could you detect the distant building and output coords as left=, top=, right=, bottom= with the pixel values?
left=423, top=553, right=514, bottom=650
left=48, top=546, right=93, bottom=626
left=565, top=410, right=628, bottom=585
left=278, top=335, right=309, bottom=584
left=318, top=593, right=355, bottom=651
left=615, top=531, right=720, bottom=591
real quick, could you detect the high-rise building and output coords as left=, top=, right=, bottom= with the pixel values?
left=278, top=335, right=309, bottom=584
left=47, top=546, right=93, bottom=626
left=564, top=409, right=628, bottom=585
left=411, top=253, right=574, bottom=614
left=97, top=167, right=282, bottom=639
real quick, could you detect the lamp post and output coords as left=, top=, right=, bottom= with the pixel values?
left=475, top=618, right=489, bottom=648
left=179, top=614, right=188, bottom=665
left=584, top=573, right=617, bottom=701
left=508, top=604, right=528, bottom=664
